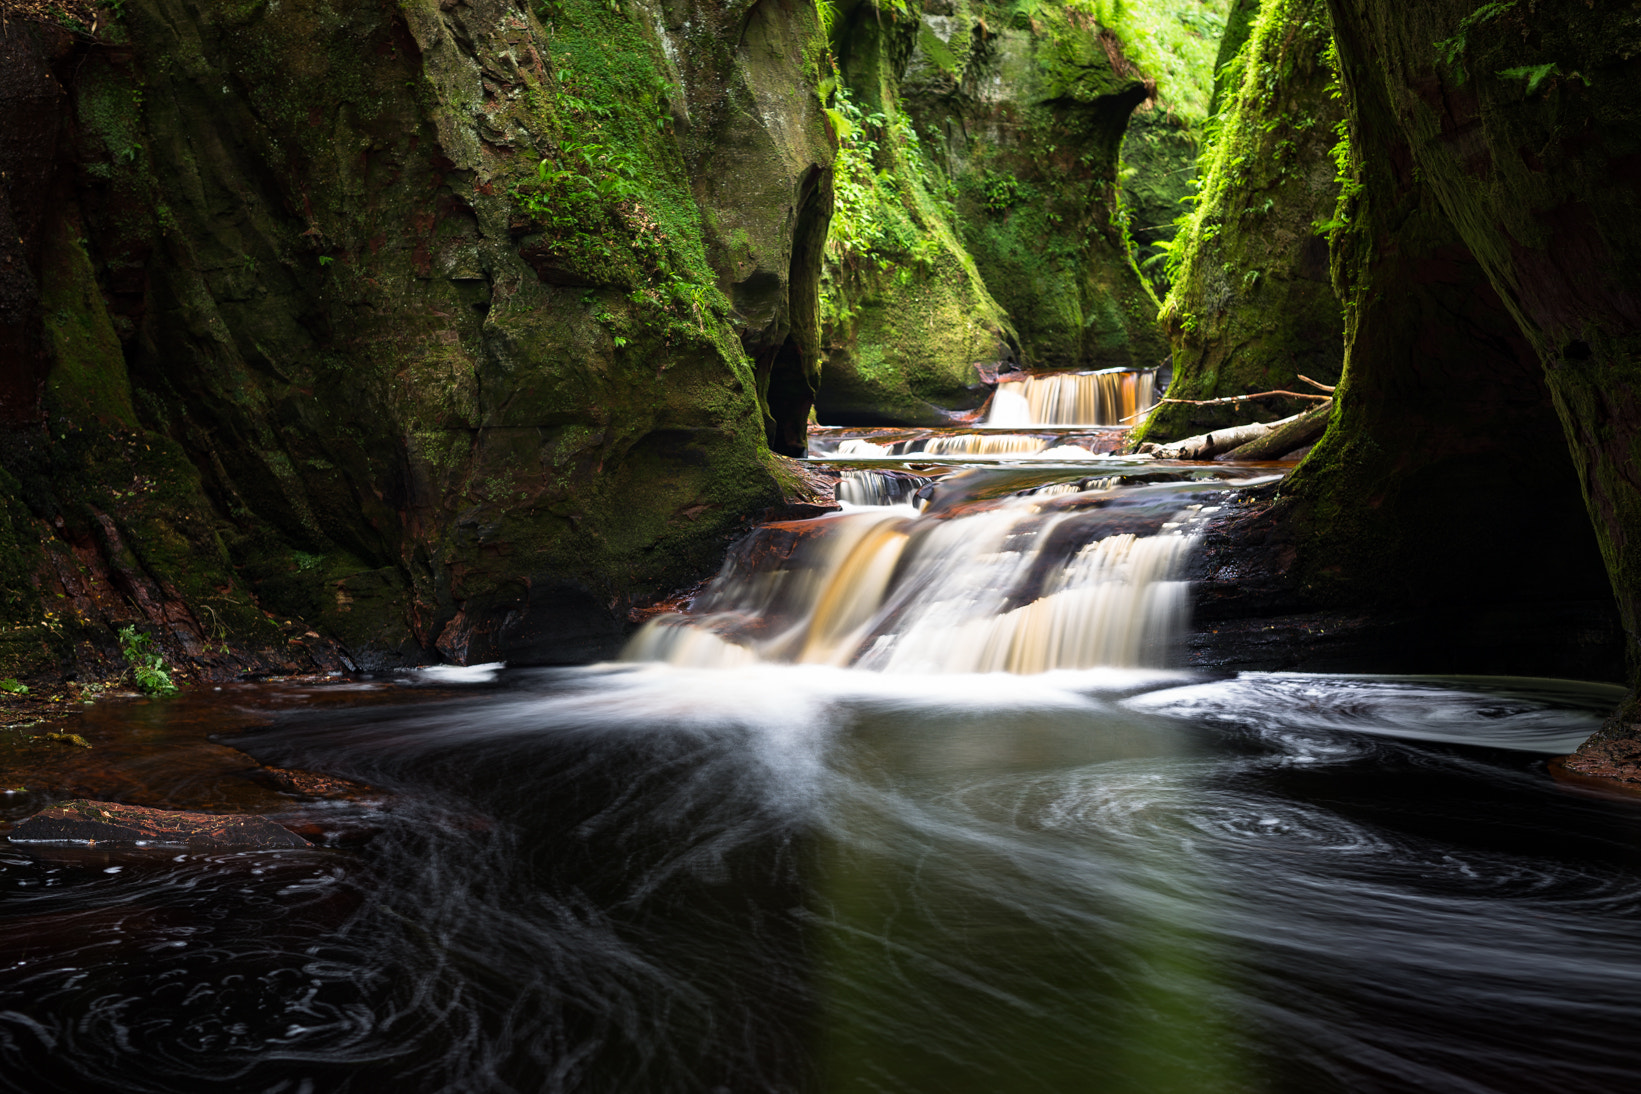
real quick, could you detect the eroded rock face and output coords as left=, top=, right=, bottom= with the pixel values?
left=0, top=0, right=834, bottom=675
left=1306, top=1, right=1641, bottom=775
left=8, top=799, right=310, bottom=850
left=912, top=1, right=1165, bottom=373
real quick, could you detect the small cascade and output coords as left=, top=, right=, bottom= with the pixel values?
left=988, top=369, right=1157, bottom=426
left=838, top=470, right=932, bottom=507
left=828, top=434, right=1100, bottom=460
left=908, top=434, right=1048, bottom=456
left=625, top=493, right=1202, bottom=674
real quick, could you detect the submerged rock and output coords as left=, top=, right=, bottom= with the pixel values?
left=8, top=799, right=311, bottom=849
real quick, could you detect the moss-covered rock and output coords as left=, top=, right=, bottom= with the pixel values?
left=814, top=0, right=1197, bottom=425
left=1140, top=0, right=1345, bottom=442
left=1272, top=20, right=1609, bottom=618
left=1309, top=0, right=1641, bottom=771
left=911, top=0, right=1166, bottom=372
left=0, top=0, right=837, bottom=671
left=1120, top=106, right=1199, bottom=295
left=813, top=2, right=1016, bottom=426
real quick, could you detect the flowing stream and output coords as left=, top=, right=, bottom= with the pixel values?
left=3, top=401, right=1640, bottom=1093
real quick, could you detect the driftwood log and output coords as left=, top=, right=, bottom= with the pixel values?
left=1136, top=400, right=1331, bottom=461
left=1217, top=400, right=1333, bottom=460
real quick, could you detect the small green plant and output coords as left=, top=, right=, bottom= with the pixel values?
left=1496, top=63, right=1560, bottom=96
left=982, top=172, right=1022, bottom=213
left=317, top=255, right=334, bottom=267
left=1434, top=1, right=1517, bottom=79
left=117, top=626, right=178, bottom=697
left=0, top=679, right=27, bottom=695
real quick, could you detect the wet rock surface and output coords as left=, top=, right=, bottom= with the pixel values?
left=9, top=799, right=311, bottom=849
left=1189, top=487, right=1627, bottom=681
left=251, top=767, right=373, bottom=802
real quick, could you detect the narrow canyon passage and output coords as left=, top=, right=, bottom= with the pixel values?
left=7, top=0, right=1641, bottom=1087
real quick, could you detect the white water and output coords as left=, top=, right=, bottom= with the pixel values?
left=838, top=470, right=932, bottom=507
left=833, top=435, right=1103, bottom=460
left=989, top=369, right=1157, bottom=426
left=625, top=496, right=1200, bottom=673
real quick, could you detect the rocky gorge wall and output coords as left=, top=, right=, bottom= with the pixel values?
left=1140, top=0, right=1345, bottom=441
left=1306, top=0, right=1641, bottom=778
left=814, top=0, right=1225, bottom=425
left=1179, top=0, right=1634, bottom=728
left=0, top=0, right=835, bottom=682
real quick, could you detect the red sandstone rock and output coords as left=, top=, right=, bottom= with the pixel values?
left=7, top=799, right=311, bottom=849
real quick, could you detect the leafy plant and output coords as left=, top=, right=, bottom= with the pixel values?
left=1496, top=62, right=1560, bottom=96
left=117, top=625, right=177, bottom=697
left=1434, top=1, right=1517, bottom=79
left=0, top=679, right=27, bottom=695
left=507, top=55, right=722, bottom=338
left=982, top=172, right=1022, bottom=213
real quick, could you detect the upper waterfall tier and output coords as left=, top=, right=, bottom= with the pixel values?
left=988, top=370, right=1158, bottom=427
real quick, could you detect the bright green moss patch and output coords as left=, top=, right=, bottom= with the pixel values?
left=1138, top=0, right=1345, bottom=442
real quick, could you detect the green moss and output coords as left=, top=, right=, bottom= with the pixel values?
left=818, top=0, right=1176, bottom=419
left=39, top=217, right=138, bottom=428
left=816, top=9, right=1014, bottom=422
left=1137, top=0, right=1345, bottom=442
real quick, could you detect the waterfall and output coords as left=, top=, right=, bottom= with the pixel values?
left=838, top=470, right=932, bottom=507
left=988, top=369, right=1157, bottom=426
left=625, top=497, right=1199, bottom=674
left=829, top=434, right=1102, bottom=460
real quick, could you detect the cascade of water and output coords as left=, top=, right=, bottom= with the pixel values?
left=987, top=369, right=1158, bottom=426
left=838, top=470, right=932, bottom=507
left=625, top=496, right=1200, bottom=674
left=908, top=434, right=1047, bottom=456
left=829, top=434, right=1100, bottom=459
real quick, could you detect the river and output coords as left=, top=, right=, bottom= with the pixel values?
left=3, top=381, right=1640, bottom=1092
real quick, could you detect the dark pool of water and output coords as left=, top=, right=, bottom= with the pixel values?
left=2, top=666, right=1640, bottom=1093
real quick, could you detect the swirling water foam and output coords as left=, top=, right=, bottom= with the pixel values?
left=3, top=666, right=1641, bottom=1093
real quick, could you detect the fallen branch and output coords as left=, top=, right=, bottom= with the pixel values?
left=1135, top=405, right=1323, bottom=461
left=1216, top=399, right=1332, bottom=460
left=1296, top=374, right=1336, bottom=393
left=1121, top=387, right=1329, bottom=422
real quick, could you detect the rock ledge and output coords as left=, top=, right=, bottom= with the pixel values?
left=7, top=799, right=311, bottom=850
